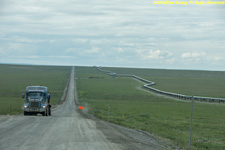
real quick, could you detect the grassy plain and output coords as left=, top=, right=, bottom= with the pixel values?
left=76, top=66, right=225, bottom=150
left=105, top=67, right=225, bottom=98
left=0, top=64, right=71, bottom=115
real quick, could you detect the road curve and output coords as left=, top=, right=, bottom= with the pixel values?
left=0, top=67, right=172, bottom=150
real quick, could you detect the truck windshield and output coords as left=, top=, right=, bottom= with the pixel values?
left=28, top=92, right=43, bottom=98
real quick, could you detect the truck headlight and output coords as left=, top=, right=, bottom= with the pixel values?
left=42, top=106, right=46, bottom=108
left=24, top=105, right=28, bottom=108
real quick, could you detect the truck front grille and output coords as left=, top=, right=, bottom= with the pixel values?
left=30, top=101, right=40, bottom=109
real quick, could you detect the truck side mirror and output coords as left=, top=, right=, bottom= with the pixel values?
left=47, top=94, right=50, bottom=103
left=22, top=93, right=25, bottom=99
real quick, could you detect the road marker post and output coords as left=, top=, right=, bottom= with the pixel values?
left=189, top=96, right=194, bottom=150
left=108, top=104, right=110, bottom=122
left=79, top=106, right=84, bottom=110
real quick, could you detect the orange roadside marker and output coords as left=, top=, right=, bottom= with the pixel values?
left=79, top=106, right=85, bottom=110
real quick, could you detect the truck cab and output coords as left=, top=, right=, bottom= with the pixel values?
left=22, top=86, right=51, bottom=116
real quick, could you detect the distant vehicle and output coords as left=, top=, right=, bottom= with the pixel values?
left=22, top=86, right=51, bottom=116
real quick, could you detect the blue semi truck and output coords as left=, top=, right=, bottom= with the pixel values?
left=22, top=86, right=51, bottom=116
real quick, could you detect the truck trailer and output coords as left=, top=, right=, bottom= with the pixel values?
left=22, top=86, right=51, bottom=116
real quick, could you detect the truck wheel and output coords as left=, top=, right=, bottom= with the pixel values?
left=49, top=107, right=51, bottom=116
left=46, top=108, right=49, bottom=116
left=42, top=111, right=46, bottom=116
left=46, top=109, right=48, bottom=116
left=24, top=112, right=30, bottom=116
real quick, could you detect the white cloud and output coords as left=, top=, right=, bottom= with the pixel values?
left=181, top=52, right=207, bottom=61
left=11, top=36, right=47, bottom=43
left=212, top=56, right=223, bottom=61
left=84, top=47, right=100, bottom=54
left=0, top=42, right=37, bottom=56
left=209, top=56, right=225, bottom=66
left=137, top=49, right=173, bottom=60
left=116, top=47, right=124, bottom=53
left=180, top=52, right=225, bottom=69
left=48, top=55, right=76, bottom=59
left=65, top=48, right=76, bottom=53
left=90, top=39, right=113, bottom=45
left=73, top=39, right=88, bottom=43
left=65, top=47, right=100, bottom=56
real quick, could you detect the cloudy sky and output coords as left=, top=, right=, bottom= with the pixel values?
left=0, top=0, right=225, bottom=70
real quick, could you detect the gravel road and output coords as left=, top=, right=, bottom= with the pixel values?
left=0, top=67, right=175, bottom=150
